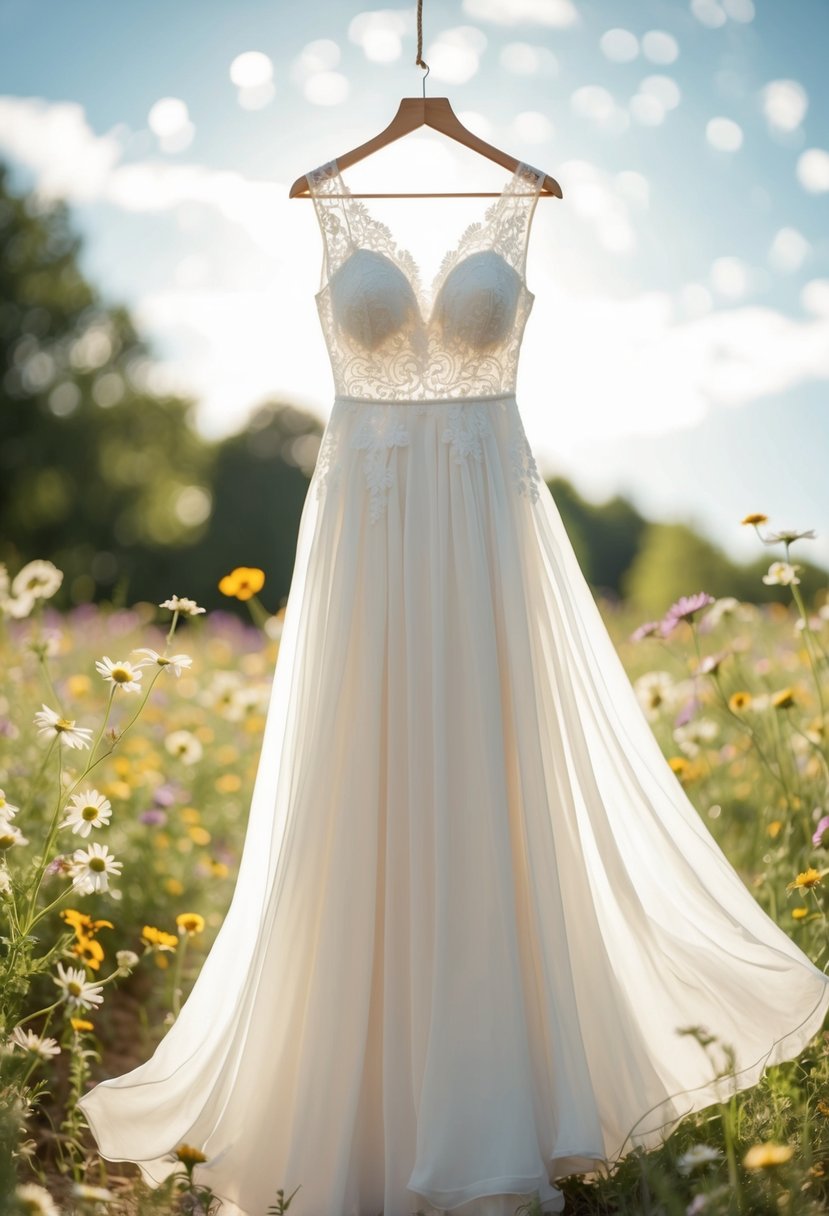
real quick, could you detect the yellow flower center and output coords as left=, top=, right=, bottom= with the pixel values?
left=82, top=805, right=99, bottom=821
left=112, top=667, right=131, bottom=683
left=0, top=834, right=14, bottom=850
left=56, top=718, right=74, bottom=731
left=89, top=857, right=106, bottom=872
left=68, top=981, right=82, bottom=996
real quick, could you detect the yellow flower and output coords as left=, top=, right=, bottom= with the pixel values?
left=728, top=690, right=752, bottom=711
left=181, top=807, right=201, bottom=824
left=73, top=937, right=105, bottom=970
left=668, top=756, right=690, bottom=777
left=741, top=512, right=769, bottom=526
left=66, top=674, right=91, bottom=698
left=189, top=826, right=211, bottom=846
left=743, top=1142, right=794, bottom=1169
left=218, top=567, right=265, bottom=601
left=215, top=773, right=242, bottom=794
left=165, top=877, right=185, bottom=896
left=817, top=1099, right=829, bottom=1117
left=70, top=1018, right=94, bottom=1032
left=174, top=1143, right=207, bottom=1170
left=792, top=906, right=809, bottom=919
left=771, top=688, right=796, bottom=710
left=767, top=820, right=782, bottom=839
left=786, top=868, right=822, bottom=892
left=209, top=860, right=230, bottom=879
left=176, top=912, right=205, bottom=936
left=141, top=925, right=178, bottom=952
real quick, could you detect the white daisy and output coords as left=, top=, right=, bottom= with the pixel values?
left=115, top=949, right=140, bottom=974
left=164, top=729, right=203, bottom=765
left=70, top=842, right=123, bottom=895
left=8, top=1026, right=61, bottom=1060
left=94, top=657, right=143, bottom=693
left=0, top=821, right=27, bottom=850
left=14, top=1182, right=61, bottom=1216
left=762, top=560, right=801, bottom=586
left=0, top=790, right=19, bottom=819
left=72, top=1183, right=116, bottom=1202
left=61, top=789, right=112, bottom=837
left=33, top=704, right=93, bottom=750
left=159, top=595, right=206, bottom=616
left=11, top=559, right=63, bottom=601
left=132, top=647, right=193, bottom=676
left=677, top=1143, right=723, bottom=1174
left=3, top=592, right=36, bottom=619
left=633, top=670, right=675, bottom=718
left=53, top=962, right=104, bottom=1011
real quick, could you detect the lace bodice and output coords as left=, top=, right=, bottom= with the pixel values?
left=307, top=158, right=546, bottom=402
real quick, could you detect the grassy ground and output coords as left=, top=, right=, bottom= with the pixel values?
left=1, top=546, right=828, bottom=1216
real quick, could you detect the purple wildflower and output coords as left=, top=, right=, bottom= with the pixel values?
left=139, top=808, right=167, bottom=827
left=630, top=620, right=661, bottom=642
left=812, top=815, right=829, bottom=849
left=660, top=592, right=716, bottom=637
left=152, top=784, right=178, bottom=808
left=674, top=696, right=700, bottom=728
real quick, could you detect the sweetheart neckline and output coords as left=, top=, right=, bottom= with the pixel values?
left=318, top=157, right=536, bottom=318
left=314, top=245, right=534, bottom=331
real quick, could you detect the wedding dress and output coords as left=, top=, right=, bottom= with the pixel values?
left=78, top=159, right=829, bottom=1216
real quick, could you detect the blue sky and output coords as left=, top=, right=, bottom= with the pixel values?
left=1, top=0, right=827, bottom=567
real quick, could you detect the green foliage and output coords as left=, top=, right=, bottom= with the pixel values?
left=0, top=162, right=322, bottom=616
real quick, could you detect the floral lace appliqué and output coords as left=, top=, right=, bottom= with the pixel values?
left=351, top=407, right=410, bottom=523
left=441, top=404, right=491, bottom=464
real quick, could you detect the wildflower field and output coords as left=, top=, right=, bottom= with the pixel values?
left=1, top=516, right=828, bottom=1216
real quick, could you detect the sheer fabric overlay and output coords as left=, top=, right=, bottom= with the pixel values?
left=77, top=159, right=829, bottom=1216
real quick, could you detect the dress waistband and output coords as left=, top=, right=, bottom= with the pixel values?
left=334, top=392, right=517, bottom=407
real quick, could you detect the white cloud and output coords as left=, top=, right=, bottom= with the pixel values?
left=348, top=10, right=409, bottom=63
left=706, top=117, right=743, bottom=151
left=641, top=31, right=679, bottom=65
left=710, top=256, right=751, bottom=300
left=519, top=285, right=829, bottom=464
left=797, top=148, right=829, bottom=193
left=462, top=0, right=579, bottom=28
left=802, top=280, right=829, bottom=317
left=0, top=97, right=122, bottom=201
left=691, top=0, right=727, bottom=28
left=0, top=95, right=299, bottom=261
left=768, top=227, right=810, bottom=274
left=599, top=29, right=638, bottom=63
left=760, top=79, right=808, bottom=133
left=427, top=26, right=487, bottom=84
left=559, top=158, right=638, bottom=253
left=570, top=86, right=629, bottom=134
left=639, top=76, right=681, bottom=111
left=147, top=98, right=194, bottom=154
left=303, top=72, right=350, bottom=106
left=500, top=42, right=558, bottom=76
left=722, top=0, right=755, bottom=21
left=512, top=111, right=554, bottom=143
left=230, top=51, right=274, bottom=89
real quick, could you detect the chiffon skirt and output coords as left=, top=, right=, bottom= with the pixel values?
left=78, top=392, right=829, bottom=1216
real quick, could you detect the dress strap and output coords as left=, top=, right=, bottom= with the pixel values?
left=489, top=161, right=546, bottom=283
left=306, top=160, right=355, bottom=291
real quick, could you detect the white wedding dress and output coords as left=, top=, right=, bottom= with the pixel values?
left=78, top=160, right=829, bottom=1216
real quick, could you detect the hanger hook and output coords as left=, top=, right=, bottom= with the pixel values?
left=420, top=60, right=430, bottom=100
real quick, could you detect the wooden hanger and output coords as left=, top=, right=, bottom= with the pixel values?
left=289, top=96, right=563, bottom=200
left=289, top=0, right=561, bottom=201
